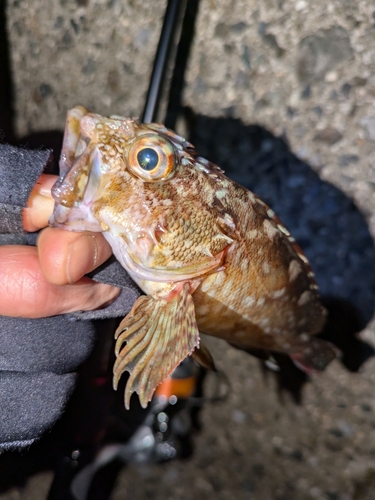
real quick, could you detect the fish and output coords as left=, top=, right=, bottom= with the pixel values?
left=50, top=106, right=338, bottom=409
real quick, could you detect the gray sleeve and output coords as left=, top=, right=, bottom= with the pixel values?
left=0, top=372, right=77, bottom=451
left=0, top=315, right=96, bottom=452
left=0, top=144, right=139, bottom=451
left=0, top=144, right=53, bottom=233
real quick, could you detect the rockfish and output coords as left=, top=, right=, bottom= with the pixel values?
left=50, top=106, right=337, bottom=409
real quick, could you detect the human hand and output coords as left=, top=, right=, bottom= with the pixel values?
left=0, top=174, right=119, bottom=318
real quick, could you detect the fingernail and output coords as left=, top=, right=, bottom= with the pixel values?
left=66, top=235, right=99, bottom=284
left=36, top=174, right=58, bottom=197
left=23, top=195, right=55, bottom=231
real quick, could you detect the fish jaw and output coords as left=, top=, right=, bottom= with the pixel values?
left=103, top=228, right=228, bottom=285
left=49, top=204, right=103, bottom=232
left=49, top=148, right=103, bottom=233
left=59, top=106, right=90, bottom=178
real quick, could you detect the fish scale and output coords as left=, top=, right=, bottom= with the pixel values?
left=50, top=106, right=339, bottom=409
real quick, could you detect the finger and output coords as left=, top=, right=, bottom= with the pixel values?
left=0, top=246, right=120, bottom=318
left=38, top=227, right=113, bottom=285
left=23, top=174, right=58, bottom=232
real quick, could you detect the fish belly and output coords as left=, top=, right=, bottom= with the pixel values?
left=192, top=242, right=325, bottom=354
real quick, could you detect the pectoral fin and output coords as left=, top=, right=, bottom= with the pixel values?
left=113, top=283, right=200, bottom=409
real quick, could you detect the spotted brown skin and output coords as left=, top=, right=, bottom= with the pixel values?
left=50, top=107, right=337, bottom=409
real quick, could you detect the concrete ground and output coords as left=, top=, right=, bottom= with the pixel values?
left=2, top=0, right=375, bottom=498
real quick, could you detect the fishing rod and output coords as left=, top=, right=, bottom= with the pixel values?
left=141, top=0, right=187, bottom=124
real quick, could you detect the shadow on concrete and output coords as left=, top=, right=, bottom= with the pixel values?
left=188, top=111, right=375, bottom=402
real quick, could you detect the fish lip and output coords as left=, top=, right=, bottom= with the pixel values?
left=49, top=204, right=71, bottom=226
left=49, top=202, right=102, bottom=232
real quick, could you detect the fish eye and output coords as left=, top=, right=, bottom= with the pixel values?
left=137, top=147, right=160, bottom=171
left=128, top=134, right=176, bottom=181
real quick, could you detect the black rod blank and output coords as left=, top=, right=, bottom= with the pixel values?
left=141, top=0, right=186, bottom=124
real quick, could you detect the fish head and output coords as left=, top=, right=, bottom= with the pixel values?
left=50, top=107, right=233, bottom=284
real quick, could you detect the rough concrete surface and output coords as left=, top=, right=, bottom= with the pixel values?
left=2, top=0, right=375, bottom=499
left=185, top=0, right=375, bottom=232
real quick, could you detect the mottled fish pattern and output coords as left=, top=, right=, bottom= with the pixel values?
left=50, top=106, right=337, bottom=409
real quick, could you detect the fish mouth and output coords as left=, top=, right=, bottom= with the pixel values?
left=49, top=204, right=102, bottom=232
left=50, top=145, right=103, bottom=232
left=52, top=144, right=101, bottom=207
